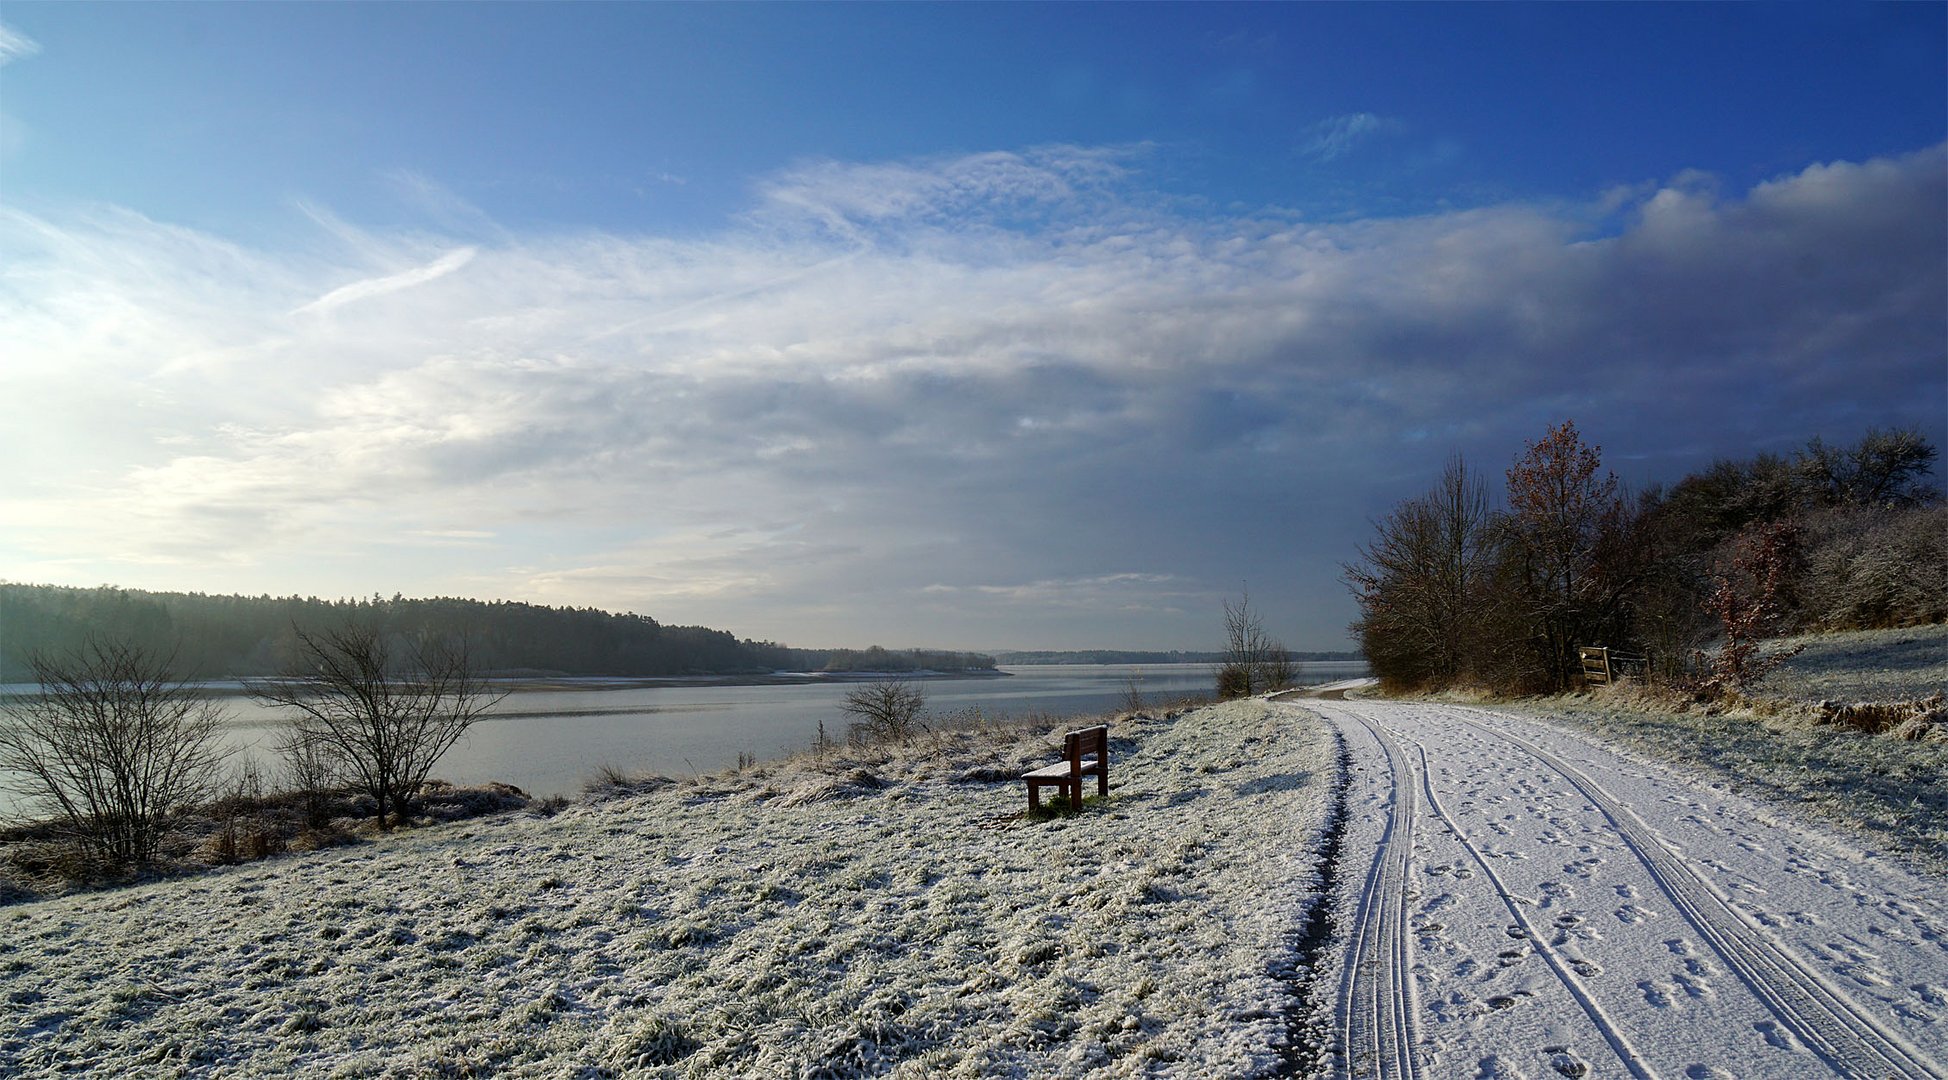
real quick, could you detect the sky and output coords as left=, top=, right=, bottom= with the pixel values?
left=1, top=4, right=1944, bottom=653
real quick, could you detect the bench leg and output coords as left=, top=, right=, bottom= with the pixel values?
left=1027, top=783, right=1041, bottom=814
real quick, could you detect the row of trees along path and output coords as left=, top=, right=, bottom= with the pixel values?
left=1345, top=420, right=1940, bottom=694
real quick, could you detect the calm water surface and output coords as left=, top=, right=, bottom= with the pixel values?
left=4, top=662, right=1366, bottom=805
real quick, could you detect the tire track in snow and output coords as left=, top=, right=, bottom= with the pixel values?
left=1336, top=705, right=1656, bottom=1080
left=1448, top=707, right=1944, bottom=1080
left=1333, top=708, right=1425, bottom=1079
left=1402, top=732, right=1658, bottom=1080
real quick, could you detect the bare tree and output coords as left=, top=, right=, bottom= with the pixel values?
left=0, top=640, right=229, bottom=867
left=1218, top=587, right=1294, bottom=698
left=1345, top=454, right=1498, bottom=689
left=249, top=624, right=503, bottom=830
left=838, top=678, right=926, bottom=744
left=1502, top=420, right=1630, bottom=690
left=1795, top=426, right=1940, bottom=509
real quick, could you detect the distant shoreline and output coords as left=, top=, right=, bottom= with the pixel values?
left=994, top=650, right=1363, bottom=665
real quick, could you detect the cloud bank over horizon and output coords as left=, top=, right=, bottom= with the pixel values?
left=3, top=142, right=1943, bottom=650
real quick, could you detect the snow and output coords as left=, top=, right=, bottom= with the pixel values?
left=1292, top=696, right=1948, bottom=1079
left=1, top=700, right=1338, bottom=1078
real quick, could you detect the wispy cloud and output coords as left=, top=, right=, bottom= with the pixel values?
left=1301, top=112, right=1405, bottom=162
left=1, top=143, right=1941, bottom=647
left=293, top=247, right=478, bottom=315
left=924, top=573, right=1188, bottom=606
left=0, top=22, right=39, bottom=67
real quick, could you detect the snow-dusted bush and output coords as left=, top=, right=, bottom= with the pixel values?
left=1799, top=506, right=1948, bottom=630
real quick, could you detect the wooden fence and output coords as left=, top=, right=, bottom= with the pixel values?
left=1579, top=645, right=1649, bottom=686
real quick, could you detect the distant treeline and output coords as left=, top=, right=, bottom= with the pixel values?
left=816, top=646, right=998, bottom=673
left=0, top=585, right=993, bottom=681
left=994, top=649, right=1361, bottom=666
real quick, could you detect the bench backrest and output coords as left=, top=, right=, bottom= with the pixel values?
left=1064, top=725, right=1108, bottom=768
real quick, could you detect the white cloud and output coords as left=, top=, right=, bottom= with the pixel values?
left=1, top=143, right=1941, bottom=647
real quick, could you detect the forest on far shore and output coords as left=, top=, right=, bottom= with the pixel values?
left=0, top=586, right=997, bottom=682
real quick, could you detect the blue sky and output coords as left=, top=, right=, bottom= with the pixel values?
left=2, top=4, right=1944, bottom=651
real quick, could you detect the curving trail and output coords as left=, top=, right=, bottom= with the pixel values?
left=1287, top=697, right=1948, bottom=1080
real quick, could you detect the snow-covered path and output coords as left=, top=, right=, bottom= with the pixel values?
left=1289, top=697, right=1948, bottom=1080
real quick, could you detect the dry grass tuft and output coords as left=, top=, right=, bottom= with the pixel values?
left=1817, top=693, right=1945, bottom=739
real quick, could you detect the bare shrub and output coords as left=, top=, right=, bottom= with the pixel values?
left=839, top=679, right=927, bottom=744
left=0, top=640, right=229, bottom=868
left=274, top=724, right=343, bottom=829
left=1697, top=521, right=1806, bottom=693
left=206, top=759, right=285, bottom=865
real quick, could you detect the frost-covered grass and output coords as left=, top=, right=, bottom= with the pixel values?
left=1754, top=621, right=1948, bottom=704
left=1473, top=625, right=1948, bottom=876
left=1, top=699, right=1337, bottom=1078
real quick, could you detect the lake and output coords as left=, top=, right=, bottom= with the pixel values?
left=2, top=661, right=1366, bottom=807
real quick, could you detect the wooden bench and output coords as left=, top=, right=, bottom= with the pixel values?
left=1022, top=725, right=1109, bottom=813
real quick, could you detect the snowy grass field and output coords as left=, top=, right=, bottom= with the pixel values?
left=1479, top=623, right=1948, bottom=876
left=3, top=698, right=1338, bottom=1078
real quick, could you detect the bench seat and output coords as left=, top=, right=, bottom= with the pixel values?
left=1022, top=725, right=1110, bottom=813
left=1022, top=758, right=1100, bottom=780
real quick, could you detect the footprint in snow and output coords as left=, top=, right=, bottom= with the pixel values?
left=1675, top=971, right=1714, bottom=1000
left=1616, top=903, right=1658, bottom=925
left=1472, top=1054, right=1524, bottom=1079
left=1753, top=1020, right=1796, bottom=1050
left=1543, top=1045, right=1590, bottom=1077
